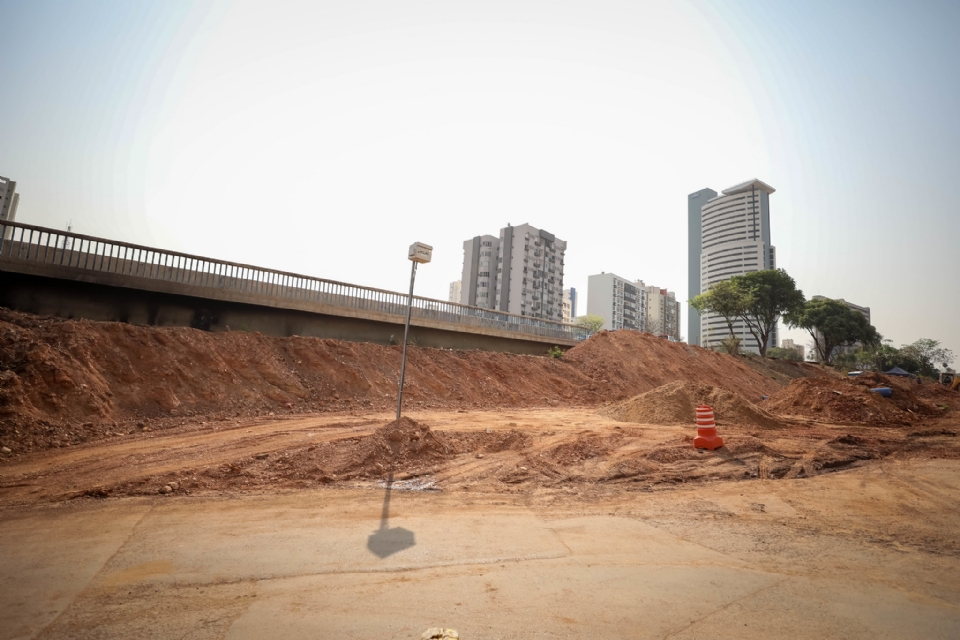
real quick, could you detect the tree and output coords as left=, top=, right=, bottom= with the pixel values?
left=575, top=314, right=605, bottom=336
left=646, top=317, right=663, bottom=335
left=900, top=339, right=955, bottom=377
left=785, top=298, right=880, bottom=364
left=690, top=280, right=749, bottom=355
left=834, top=337, right=936, bottom=374
left=730, top=269, right=805, bottom=358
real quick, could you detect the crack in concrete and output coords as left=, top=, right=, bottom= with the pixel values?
left=662, top=575, right=792, bottom=639
left=33, top=504, right=155, bottom=640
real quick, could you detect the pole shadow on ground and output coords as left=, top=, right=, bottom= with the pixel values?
left=367, top=471, right=416, bottom=559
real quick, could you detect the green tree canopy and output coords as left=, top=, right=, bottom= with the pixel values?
left=785, top=298, right=880, bottom=364
left=730, top=269, right=805, bottom=358
left=899, top=339, right=955, bottom=377
left=575, top=313, right=605, bottom=336
left=690, top=279, right=749, bottom=354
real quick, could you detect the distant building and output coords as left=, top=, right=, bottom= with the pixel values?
left=781, top=338, right=805, bottom=361
left=460, top=224, right=566, bottom=319
left=687, top=187, right=717, bottom=347
left=689, top=179, right=778, bottom=354
left=562, top=287, right=577, bottom=323
left=586, top=274, right=680, bottom=339
left=587, top=273, right=647, bottom=332
left=496, top=223, right=566, bottom=319
left=644, top=285, right=681, bottom=340
left=460, top=234, right=499, bottom=309
left=448, top=280, right=462, bottom=304
left=0, top=176, right=19, bottom=225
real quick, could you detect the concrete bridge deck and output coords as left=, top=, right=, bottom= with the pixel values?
left=0, top=222, right=585, bottom=354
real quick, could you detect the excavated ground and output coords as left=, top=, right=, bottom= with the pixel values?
left=0, top=309, right=958, bottom=507
left=1, top=407, right=958, bottom=509
left=4, top=310, right=960, bottom=639
left=0, top=308, right=788, bottom=455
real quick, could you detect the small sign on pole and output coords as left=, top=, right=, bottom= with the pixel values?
left=408, top=242, right=433, bottom=264
left=396, top=242, right=432, bottom=421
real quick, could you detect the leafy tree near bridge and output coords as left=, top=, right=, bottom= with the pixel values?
left=575, top=313, right=605, bottom=337
left=731, top=269, right=805, bottom=358
left=785, top=297, right=880, bottom=364
left=690, top=279, right=749, bottom=355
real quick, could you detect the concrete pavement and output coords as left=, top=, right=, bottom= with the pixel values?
left=2, top=462, right=960, bottom=639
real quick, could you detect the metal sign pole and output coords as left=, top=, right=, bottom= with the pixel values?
left=396, top=259, right=418, bottom=421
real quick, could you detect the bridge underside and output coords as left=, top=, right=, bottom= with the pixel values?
left=0, top=271, right=569, bottom=355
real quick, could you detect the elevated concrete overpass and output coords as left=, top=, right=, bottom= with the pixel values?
left=0, top=222, right=586, bottom=354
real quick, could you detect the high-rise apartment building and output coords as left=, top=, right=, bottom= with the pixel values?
left=448, top=280, right=462, bottom=303
left=587, top=273, right=647, bottom=332
left=687, top=188, right=717, bottom=346
left=459, top=223, right=566, bottom=319
left=644, top=285, right=681, bottom=339
left=689, top=179, right=777, bottom=353
left=460, top=235, right=499, bottom=309
left=562, top=287, right=578, bottom=323
left=587, top=274, right=682, bottom=339
left=0, top=176, right=19, bottom=225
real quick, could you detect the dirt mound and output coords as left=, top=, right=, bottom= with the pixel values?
left=350, top=417, right=452, bottom=475
left=564, top=330, right=782, bottom=402
left=915, top=381, right=960, bottom=410
left=603, top=381, right=785, bottom=429
left=764, top=376, right=939, bottom=425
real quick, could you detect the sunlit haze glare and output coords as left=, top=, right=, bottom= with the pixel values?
left=1, top=0, right=957, bottom=355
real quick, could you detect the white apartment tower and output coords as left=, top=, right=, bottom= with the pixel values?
left=448, top=280, right=462, bottom=303
left=460, top=224, right=566, bottom=319
left=587, top=273, right=648, bottom=332
left=691, top=179, right=777, bottom=353
left=587, top=274, right=681, bottom=339
left=644, top=285, right=681, bottom=339
left=0, top=176, right=19, bottom=225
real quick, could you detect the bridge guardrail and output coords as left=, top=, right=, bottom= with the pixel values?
left=0, top=221, right=589, bottom=343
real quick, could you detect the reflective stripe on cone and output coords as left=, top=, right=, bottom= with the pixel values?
left=693, top=404, right=723, bottom=450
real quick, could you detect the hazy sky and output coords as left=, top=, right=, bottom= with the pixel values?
left=1, top=0, right=958, bottom=358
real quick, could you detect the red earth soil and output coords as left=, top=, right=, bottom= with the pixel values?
left=764, top=372, right=942, bottom=425
left=0, top=309, right=792, bottom=454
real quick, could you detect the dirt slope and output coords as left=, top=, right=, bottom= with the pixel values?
left=765, top=373, right=941, bottom=425
left=1, top=310, right=783, bottom=454
left=564, top=330, right=782, bottom=402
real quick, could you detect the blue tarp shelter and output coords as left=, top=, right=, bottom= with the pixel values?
left=884, top=367, right=913, bottom=377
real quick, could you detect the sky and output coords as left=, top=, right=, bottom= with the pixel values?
left=1, top=0, right=958, bottom=360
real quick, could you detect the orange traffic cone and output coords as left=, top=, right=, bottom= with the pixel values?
left=693, top=404, right=724, bottom=450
